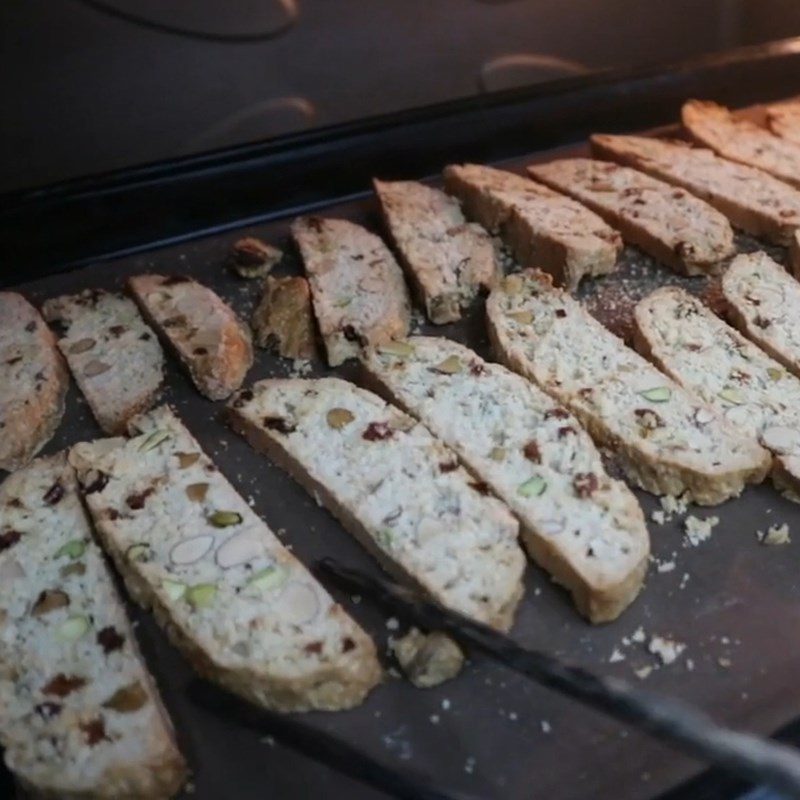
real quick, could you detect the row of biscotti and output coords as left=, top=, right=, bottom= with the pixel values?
left=1, top=275, right=253, bottom=472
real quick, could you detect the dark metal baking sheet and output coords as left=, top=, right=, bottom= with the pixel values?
left=6, top=142, right=800, bottom=800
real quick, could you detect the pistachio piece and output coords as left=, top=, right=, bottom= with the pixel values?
left=378, top=340, right=415, bottom=358
left=208, top=510, right=242, bottom=528
left=489, top=446, right=506, bottom=461
left=186, top=583, right=217, bottom=609
left=138, top=430, right=171, bottom=452
left=246, top=565, right=289, bottom=593
left=433, top=355, right=462, bottom=374
left=518, top=476, right=547, bottom=498
left=508, top=311, right=534, bottom=324
left=639, top=387, right=671, bottom=403
left=277, top=581, right=321, bottom=625
left=126, top=543, right=152, bottom=563
left=54, top=539, right=86, bottom=560
left=327, top=408, right=355, bottom=429
left=68, top=337, right=96, bottom=354
left=767, top=367, right=784, bottom=382
left=102, top=681, right=148, bottom=713
left=185, top=482, right=209, bottom=502
left=760, top=426, right=800, bottom=455
left=57, top=615, right=90, bottom=641
left=334, top=296, right=353, bottom=308
left=161, top=579, right=187, bottom=602
left=376, top=529, right=395, bottom=549
left=216, top=529, right=262, bottom=568
left=503, top=274, right=524, bottom=294
left=718, top=387, right=744, bottom=405
left=177, top=452, right=201, bottom=469
left=32, top=589, right=70, bottom=616
left=83, top=360, right=112, bottom=378
left=170, top=535, right=214, bottom=566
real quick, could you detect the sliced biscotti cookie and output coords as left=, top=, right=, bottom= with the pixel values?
left=251, top=275, right=317, bottom=359
left=373, top=179, right=499, bottom=324
left=69, top=406, right=381, bottom=713
left=42, top=290, right=164, bottom=435
left=722, top=252, right=800, bottom=377
left=443, top=163, right=622, bottom=291
left=591, top=134, right=800, bottom=246
left=0, top=453, right=186, bottom=798
left=486, top=272, right=770, bottom=505
left=633, top=286, right=800, bottom=497
left=528, top=158, right=735, bottom=276
left=291, top=216, right=411, bottom=366
left=362, top=337, right=649, bottom=623
left=127, top=275, right=253, bottom=400
left=226, top=378, right=526, bottom=631
left=0, top=293, right=68, bottom=472
left=766, top=100, right=800, bottom=144
left=682, top=100, right=800, bottom=190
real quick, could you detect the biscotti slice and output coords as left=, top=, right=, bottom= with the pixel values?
left=291, top=216, right=411, bottom=366
left=362, top=337, right=649, bottom=623
left=722, top=252, right=800, bottom=377
left=766, top=100, right=800, bottom=144
left=0, top=453, right=186, bottom=798
left=0, top=292, right=68, bottom=472
left=69, top=405, right=381, bottom=713
left=486, top=271, right=770, bottom=505
left=127, top=274, right=253, bottom=400
left=633, top=286, right=800, bottom=497
left=251, top=275, right=317, bottom=359
left=42, top=290, right=164, bottom=435
left=373, top=179, right=499, bottom=323
left=443, top=163, right=622, bottom=291
left=528, top=158, right=735, bottom=276
left=682, top=100, right=800, bottom=190
left=226, top=378, right=526, bottom=631
left=591, top=133, right=800, bottom=246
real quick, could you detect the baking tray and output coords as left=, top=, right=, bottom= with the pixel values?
left=4, top=41, right=800, bottom=800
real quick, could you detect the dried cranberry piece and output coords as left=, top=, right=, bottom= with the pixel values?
left=363, top=422, right=393, bottom=441
left=573, top=473, right=599, bottom=498
left=0, top=530, right=22, bottom=552
left=522, top=441, right=541, bottom=463
left=43, top=674, right=87, bottom=697
left=43, top=481, right=65, bottom=505
left=97, top=626, right=125, bottom=654
left=262, top=416, right=296, bottom=433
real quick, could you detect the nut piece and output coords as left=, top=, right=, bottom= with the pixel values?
left=767, top=367, right=784, bottom=382
left=32, top=589, right=70, bottom=616
left=760, top=426, right=800, bottom=455
left=186, top=583, right=217, bottom=609
left=68, top=337, right=96, bottom=354
left=229, top=237, right=283, bottom=279
left=170, top=535, right=214, bottom=565
left=489, top=446, right=506, bottom=461
left=327, top=408, right=355, bottom=429
left=508, top=311, right=534, bottom=325
left=377, top=340, right=415, bottom=358
left=126, top=543, right=152, bottom=563
left=432, top=355, right=462, bottom=374
left=251, top=276, right=316, bottom=359
left=276, top=581, right=320, bottom=625
left=391, top=628, right=464, bottom=688
left=54, top=539, right=86, bottom=560
left=216, top=529, right=263, bottom=568
left=518, top=476, right=547, bottom=498
left=185, top=482, right=209, bottom=502
left=246, top=564, right=288, bottom=593
left=102, top=681, right=148, bottom=713
left=208, top=510, right=243, bottom=528
left=161, top=579, right=187, bottom=601
left=83, top=360, right=112, bottom=378
left=57, top=615, right=90, bottom=641
left=718, top=387, right=745, bottom=405
left=177, top=452, right=201, bottom=469
left=639, top=387, right=671, bottom=403
left=138, top=430, right=171, bottom=452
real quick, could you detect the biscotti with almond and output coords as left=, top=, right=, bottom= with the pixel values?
left=291, top=216, right=411, bottom=366
left=486, top=271, right=770, bottom=505
left=766, top=100, right=800, bottom=144
left=42, top=289, right=164, bottom=435
left=0, top=292, right=68, bottom=472
left=127, top=274, right=253, bottom=400
left=633, top=286, right=800, bottom=497
left=362, top=337, right=649, bottom=623
left=591, top=133, right=800, bottom=246
left=682, top=100, right=800, bottom=189
left=69, top=405, right=381, bottom=713
left=528, top=158, right=735, bottom=276
left=226, top=377, right=526, bottom=631
left=722, top=252, right=800, bottom=377
left=443, top=163, right=622, bottom=291
left=373, top=179, right=499, bottom=323
left=0, top=452, right=186, bottom=798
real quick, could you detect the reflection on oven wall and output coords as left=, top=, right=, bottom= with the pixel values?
left=2, top=0, right=800, bottom=192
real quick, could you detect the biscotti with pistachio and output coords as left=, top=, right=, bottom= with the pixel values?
left=0, top=452, right=186, bottom=798
left=42, top=289, right=164, bottom=434
left=362, top=336, right=649, bottom=622
left=127, top=274, right=253, bottom=400
left=634, top=285, right=800, bottom=497
left=527, top=158, right=735, bottom=276
left=226, top=377, right=526, bottom=631
left=486, top=271, right=770, bottom=505
left=373, top=179, right=499, bottom=323
left=69, top=405, right=381, bottom=713
left=291, top=216, right=411, bottom=366
left=443, top=163, right=622, bottom=291
left=0, top=292, right=68, bottom=472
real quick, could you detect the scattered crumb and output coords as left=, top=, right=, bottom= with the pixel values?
left=634, top=665, right=654, bottom=680
left=659, top=493, right=689, bottom=520
left=288, top=358, right=313, bottom=378
left=650, top=509, right=666, bottom=525
left=757, top=523, right=791, bottom=546
left=540, top=720, right=551, bottom=734
left=441, top=698, right=451, bottom=711
left=648, top=635, right=686, bottom=665
left=609, top=648, right=626, bottom=663
left=508, top=711, right=518, bottom=721
left=386, top=617, right=400, bottom=631
left=533, top=587, right=542, bottom=596
left=631, top=626, right=646, bottom=644
left=684, top=514, right=719, bottom=546
left=430, top=714, right=440, bottom=725
left=351, top=594, right=362, bottom=604
left=718, top=657, right=732, bottom=669
left=680, top=572, right=690, bottom=589
left=656, top=558, right=676, bottom=573
left=260, top=736, right=275, bottom=746
left=685, top=658, right=695, bottom=671
left=464, top=756, right=476, bottom=774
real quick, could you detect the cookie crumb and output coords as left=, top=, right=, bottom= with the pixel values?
left=609, top=648, right=626, bottom=663
left=684, top=514, right=719, bottom=546
left=757, top=523, right=791, bottom=546
left=648, top=635, right=686, bottom=665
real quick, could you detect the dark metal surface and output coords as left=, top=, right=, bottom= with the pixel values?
left=4, top=46, right=800, bottom=800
